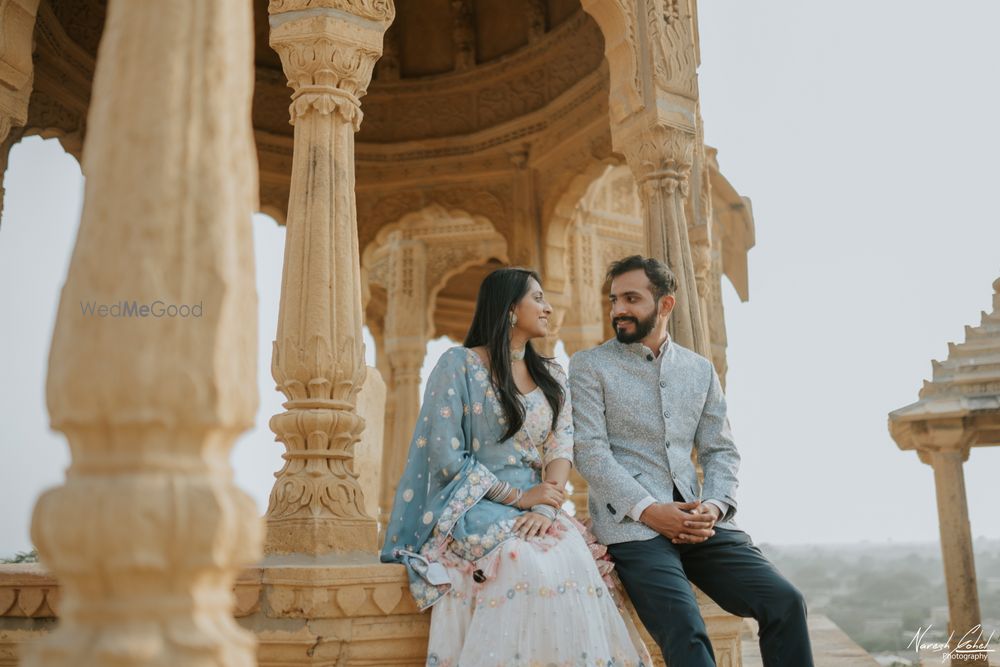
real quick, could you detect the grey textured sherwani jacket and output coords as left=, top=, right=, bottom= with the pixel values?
left=569, top=338, right=741, bottom=545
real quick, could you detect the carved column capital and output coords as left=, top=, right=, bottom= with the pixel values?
left=619, top=121, right=695, bottom=195
left=269, top=0, right=395, bottom=23
left=269, top=7, right=391, bottom=129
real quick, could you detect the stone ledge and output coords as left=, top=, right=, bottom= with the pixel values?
left=2, top=562, right=876, bottom=666
left=0, top=559, right=430, bottom=667
left=741, top=614, right=878, bottom=666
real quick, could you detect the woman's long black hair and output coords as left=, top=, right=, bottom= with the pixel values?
left=463, top=267, right=564, bottom=442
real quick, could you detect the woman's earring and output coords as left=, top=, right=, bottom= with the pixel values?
left=510, top=313, right=518, bottom=327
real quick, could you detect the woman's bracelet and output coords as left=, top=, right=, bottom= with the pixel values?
left=485, top=481, right=523, bottom=509
left=530, top=504, right=558, bottom=520
left=485, top=480, right=510, bottom=502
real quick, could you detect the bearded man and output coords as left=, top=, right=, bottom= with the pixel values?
left=569, top=255, right=814, bottom=667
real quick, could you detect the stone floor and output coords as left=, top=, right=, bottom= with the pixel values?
left=741, top=614, right=879, bottom=666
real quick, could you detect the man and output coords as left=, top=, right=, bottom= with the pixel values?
left=569, top=255, right=813, bottom=667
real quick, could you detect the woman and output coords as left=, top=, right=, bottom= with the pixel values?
left=381, top=267, right=649, bottom=667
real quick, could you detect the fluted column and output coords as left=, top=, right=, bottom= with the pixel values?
left=688, top=111, right=715, bottom=355
left=25, top=1, right=263, bottom=665
left=265, top=0, right=393, bottom=556
left=379, top=237, right=429, bottom=527
left=620, top=123, right=708, bottom=356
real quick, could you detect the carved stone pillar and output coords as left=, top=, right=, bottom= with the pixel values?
left=379, top=236, right=429, bottom=527
left=582, top=2, right=741, bottom=661
left=688, top=111, right=715, bottom=354
left=925, top=447, right=982, bottom=632
left=24, top=1, right=263, bottom=664
left=919, top=443, right=986, bottom=664
left=583, top=0, right=710, bottom=357
left=266, top=0, right=393, bottom=555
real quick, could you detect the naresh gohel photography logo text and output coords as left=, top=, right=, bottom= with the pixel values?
left=79, top=300, right=203, bottom=318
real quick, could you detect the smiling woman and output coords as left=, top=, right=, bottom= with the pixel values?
left=463, top=267, right=563, bottom=441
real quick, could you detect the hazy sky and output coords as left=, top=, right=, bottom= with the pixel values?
left=1, top=1, right=998, bottom=556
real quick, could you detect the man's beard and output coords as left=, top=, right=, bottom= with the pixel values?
left=613, top=310, right=657, bottom=344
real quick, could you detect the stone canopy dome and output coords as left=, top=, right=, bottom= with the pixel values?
left=32, top=0, right=609, bottom=222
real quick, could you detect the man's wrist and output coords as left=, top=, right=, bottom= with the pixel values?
left=628, top=495, right=657, bottom=522
left=703, top=499, right=725, bottom=521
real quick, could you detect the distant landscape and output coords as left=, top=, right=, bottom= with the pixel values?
left=759, top=539, right=1000, bottom=661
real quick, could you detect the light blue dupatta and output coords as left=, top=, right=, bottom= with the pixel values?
left=380, top=347, right=531, bottom=609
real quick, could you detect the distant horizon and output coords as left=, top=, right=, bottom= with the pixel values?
left=5, top=534, right=1000, bottom=562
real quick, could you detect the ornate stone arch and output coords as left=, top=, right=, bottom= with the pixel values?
left=361, top=204, right=508, bottom=525
left=362, top=204, right=508, bottom=338
left=556, top=164, right=645, bottom=354
left=542, top=158, right=618, bottom=296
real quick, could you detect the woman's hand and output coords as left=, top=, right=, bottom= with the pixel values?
left=517, top=480, right=564, bottom=509
left=513, top=511, right=554, bottom=539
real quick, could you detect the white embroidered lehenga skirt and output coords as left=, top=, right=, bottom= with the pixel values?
left=425, top=514, right=650, bottom=667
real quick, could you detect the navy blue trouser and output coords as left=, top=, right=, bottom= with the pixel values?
left=608, top=527, right=814, bottom=667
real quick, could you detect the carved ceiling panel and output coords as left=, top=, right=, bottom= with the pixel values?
left=360, top=11, right=604, bottom=143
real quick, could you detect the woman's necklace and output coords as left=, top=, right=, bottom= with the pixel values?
left=511, top=346, right=525, bottom=361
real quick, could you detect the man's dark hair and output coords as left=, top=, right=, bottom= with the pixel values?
left=606, top=255, right=677, bottom=300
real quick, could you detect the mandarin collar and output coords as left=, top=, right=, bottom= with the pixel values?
left=616, top=334, right=671, bottom=361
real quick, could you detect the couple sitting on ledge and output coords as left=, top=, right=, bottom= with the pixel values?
left=381, top=255, right=814, bottom=667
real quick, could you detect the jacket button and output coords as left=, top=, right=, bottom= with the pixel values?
left=606, top=503, right=617, bottom=515
left=663, top=410, right=669, bottom=418
left=473, top=569, right=486, bottom=583
left=646, top=354, right=654, bottom=361
left=660, top=380, right=667, bottom=388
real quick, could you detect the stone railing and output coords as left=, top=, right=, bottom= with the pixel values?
left=0, top=560, right=746, bottom=666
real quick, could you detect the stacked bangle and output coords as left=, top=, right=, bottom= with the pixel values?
left=485, top=480, right=523, bottom=508
left=530, top=504, right=558, bottom=520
